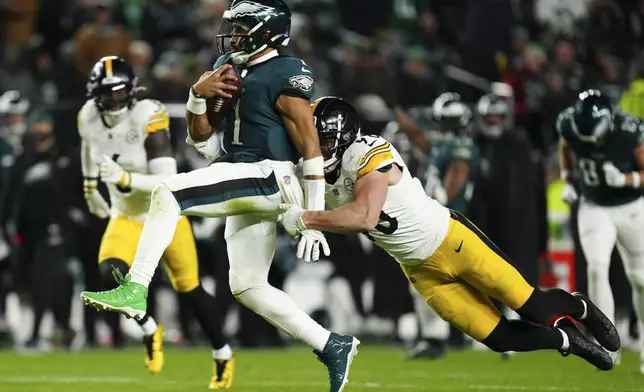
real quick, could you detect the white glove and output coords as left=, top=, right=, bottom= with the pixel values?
left=278, top=203, right=331, bottom=262
left=561, top=182, right=578, bottom=204
left=603, top=162, right=626, bottom=188
left=99, top=155, right=131, bottom=187
left=293, top=229, right=331, bottom=262
left=83, top=179, right=110, bottom=219
left=278, top=203, right=306, bottom=236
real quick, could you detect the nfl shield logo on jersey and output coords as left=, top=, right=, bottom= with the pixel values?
left=282, top=175, right=291, bottom=185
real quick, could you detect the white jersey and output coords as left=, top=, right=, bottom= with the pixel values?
left=325, top=135, right=450, bottom=266
left=78, top=99, right=170, bottom=220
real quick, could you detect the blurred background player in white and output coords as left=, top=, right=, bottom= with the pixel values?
left=78, top=56, right=234, bottom=389
left=80, top=2, right=360, bottom=391
left=281, top=96, right=620, bottom=372
left=558, top=89, right=644, bottom=370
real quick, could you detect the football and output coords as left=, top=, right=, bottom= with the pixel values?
left=206, top=66, right=242, bottom=127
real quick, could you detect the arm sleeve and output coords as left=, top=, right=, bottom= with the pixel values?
left=80, top=140, right=99, bottom=179
left=129, top=157, right=178, bottom=193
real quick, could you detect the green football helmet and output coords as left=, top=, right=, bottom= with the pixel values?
left=572, top=89, right=614, bottom=144
left=217, top=0, right=291, bottom=64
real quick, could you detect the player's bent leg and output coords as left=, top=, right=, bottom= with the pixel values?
left=446, top=210, right=620, bottom=352
left=227, top=214, right=359, bottom=392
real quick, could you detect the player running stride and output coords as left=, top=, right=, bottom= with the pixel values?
left=558, top=89, right=644, bottom=370
left=78, top=56, right=235, bottom=389
left=280, top=97, right=620, bottom=371
left=80, top=2, right=359, bottom=391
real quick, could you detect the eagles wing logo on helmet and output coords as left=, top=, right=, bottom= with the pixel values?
left=231, top=0, right=275, bottom=17
left=289, top=75, right=314, bottom=91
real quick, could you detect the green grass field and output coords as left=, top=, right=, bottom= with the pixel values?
left=0, top=345, right=641, bottom=392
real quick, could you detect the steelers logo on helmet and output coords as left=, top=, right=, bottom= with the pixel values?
left=216, top=0, right=292, bottom=64
left=311, top=97, right=361, bottom=179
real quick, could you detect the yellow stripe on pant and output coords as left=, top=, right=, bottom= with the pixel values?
left=401, top=212, right=535, bottom=341
left=98, top=215, right=200, bottom=292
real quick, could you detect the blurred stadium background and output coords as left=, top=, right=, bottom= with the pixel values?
left=1, top=0, right=644, bottom=390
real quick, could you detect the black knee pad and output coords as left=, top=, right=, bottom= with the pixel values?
left=99, top=258, right=129, bottom=288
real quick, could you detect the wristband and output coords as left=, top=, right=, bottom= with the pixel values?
left=187, top=87, right=207, bottom=115
left=303, top=156, right=324, bottom=177
left=633, top=172, right=641, bottom=188
left=560, top=170, right=569, bottom=182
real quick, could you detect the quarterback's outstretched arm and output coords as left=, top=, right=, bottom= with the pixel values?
left=395, top=108, right=430, bottom=153
left=301, top=167, right=392, bottom=233
left=277, top=94, right=326, bottom=211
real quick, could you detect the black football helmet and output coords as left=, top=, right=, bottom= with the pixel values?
left=432, top=92, right=471, bottom=133
left=312, top=97, right=361, bottom=175
left=476, top=93, right=509, bottom=138
left=572, top=89, right=614, bottom=145
left=217, top=0, right=291, bottom=64
left=86, top=56, right=138, bottom=117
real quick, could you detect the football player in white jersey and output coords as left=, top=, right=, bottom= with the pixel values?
left=78, top=56, right=234, bottom=389
left=280, top=97, right=621, bottom=371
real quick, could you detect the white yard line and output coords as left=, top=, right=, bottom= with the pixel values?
left=0, top=376, right=143, bottom=384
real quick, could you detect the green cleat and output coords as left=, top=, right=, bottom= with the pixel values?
left=315, top=333, right=360, bottom=392
left=80, top=269, right=148, bottom=320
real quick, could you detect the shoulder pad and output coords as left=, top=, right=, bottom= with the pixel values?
left=133, top=99, right=170, bottom=135
left=343, top=135, right=395, bottom=179
left=556, top=107, right=573, bottom=138
left=77, top=100, right=99, bottom=137
left=272, top=57, right=315, bottom=100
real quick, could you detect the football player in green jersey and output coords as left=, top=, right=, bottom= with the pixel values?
left=80, top=1, right=360, bottom=390
left=558, top=89, right=644, bottom=370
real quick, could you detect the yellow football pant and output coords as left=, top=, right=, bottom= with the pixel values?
left=401, top=211, right=535, bottom=341
left=98, top=215, right=199, bottom=292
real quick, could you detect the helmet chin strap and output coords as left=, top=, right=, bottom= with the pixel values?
left=102, top=106, right=129, bottom=127
left=230, top=44, right=272, bottom=65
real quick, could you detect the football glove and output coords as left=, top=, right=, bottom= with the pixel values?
left=292, top=230, right=331, bottom=262
left=278, top=203, right=306, bottom=237
left=83, top=179, right=110, bottom=219
left=603, top=162, right=626, bottom=188
left=99, top=155, right=131, bottom=188
left=561, top=182, right=578, bottom=204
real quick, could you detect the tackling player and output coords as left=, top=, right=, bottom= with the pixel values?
left=280, top=96, right=620, bottom=371
left=78, top=56, right=234, bottom=389
left=80, top=2, right=359, bottom=391
left=558, top=89, right=644, bottom=370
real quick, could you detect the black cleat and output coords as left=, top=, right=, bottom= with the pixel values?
left=572, top=292, right=621, bottom=352
left=555, top=317, right=613, bottom=371
left=406, top=339, right=447, bottom=360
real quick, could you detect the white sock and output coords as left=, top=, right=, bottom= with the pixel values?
left=558, top=327, right=570, bottom=351
left=587, top=265, right=614, bottom=325
left=129, top=185, right=181, bottom=287
left=411, top=288, right=449, bottom=340
left=212, top=344, right=233, bottom=361
left=579, top=298, right=588, bottom=320
left=140, top=317, right=158, bottom=336
left=236, top=285, right=331, bottom=352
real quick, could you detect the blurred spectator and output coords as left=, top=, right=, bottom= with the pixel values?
left=141, top=0, right=198, bottom=55
left=73, top=0, right=132, bottom=78
left=503, top=43, right=549, bottom=152
left=0, top=46, right=36, bottom=104
left=0, top=90, right=30, bottom=154
left=2, top=0, right=38, bottom=45
left=550, top=38, right=584, bottom=95
left=586, top=0, right=631, bottom=61
left=620, top=55, right=644, bottom=118
left=2, top=111, right=82, bottom=351
left=150, top=51, right=189, bottom=102
left=128, top=40, right=154, bottom=88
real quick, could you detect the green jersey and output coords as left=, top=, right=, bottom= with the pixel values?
left=213, top=53, right=316, bottom=164
left=431, top=133, right=479, bottom=212
left=557, top=107, right=644, bottom=206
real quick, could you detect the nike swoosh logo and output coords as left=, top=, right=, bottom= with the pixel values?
left=455, top=240, right=463, bottom=253
left=302, top=67, right=312, bottom=73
